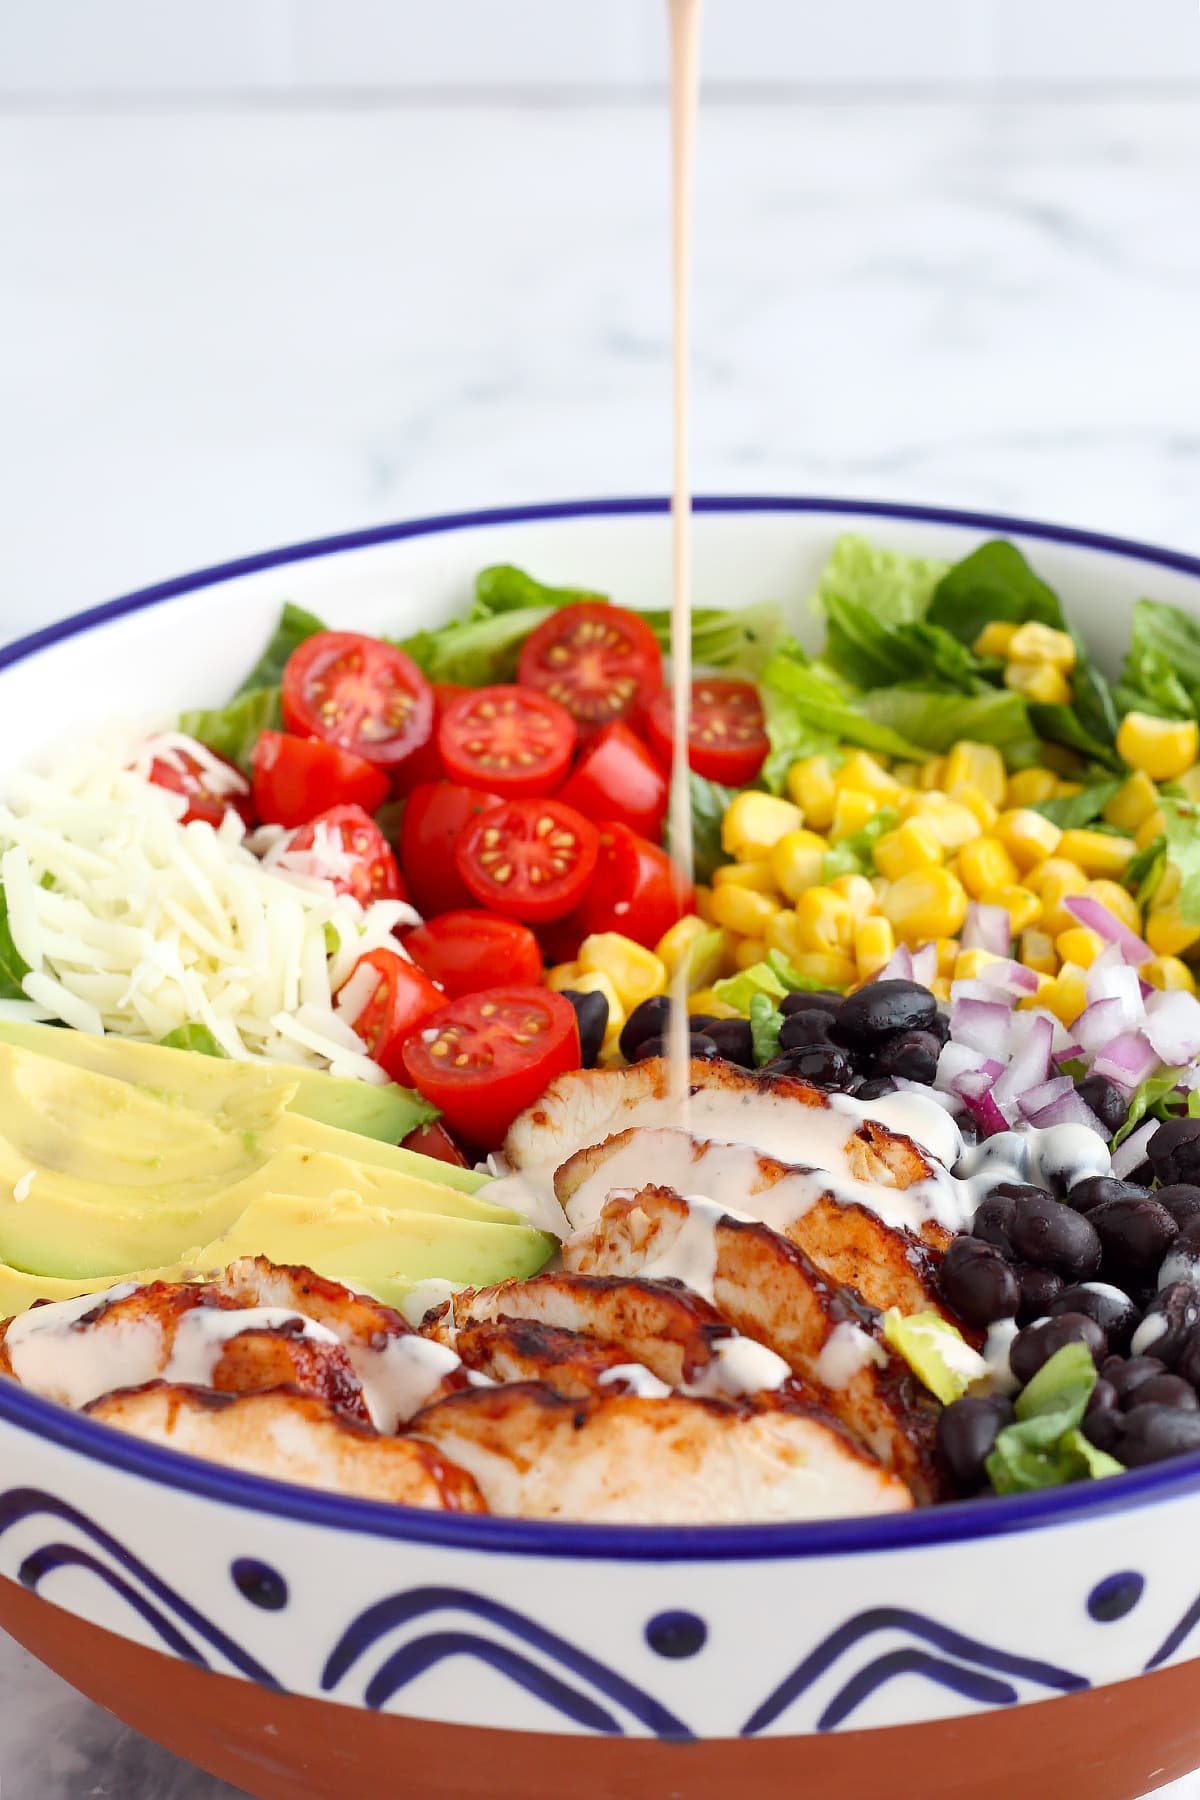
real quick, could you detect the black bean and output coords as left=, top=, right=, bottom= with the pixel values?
left=1014, top=1264, right=1065, bottom=1325
left=1082, top=1406, right=1124, bottom=1454
left=1050, top=1284, right=1140, bottom=1353
left=780, top=990, right=841, bottom=1018
left=1132, top=1282, right=1200, bottom=1367
left=1010, top=1313, right=1107, bottom=1386
left=764, top=1044, right=856, bottom=1089
left=687, top=1013, right=721, bottom=1033
left=629, top=1032, right=720, bottom=1064
left=1150, top=1117, right=1200, bottom=1189
left=1113, top=1404, right=1200, bottom=1467
left=777, top=1009, right=835, bottom=1050
left=618, top=995, right=673, bottom=1061
left=1076, top=1074, right=1130, bottom=1138
left=1104, top=1355, right=1167, bottom=1402
left=1066, top=1176, right=1150, bottom=1216
left=855, top=1075, right=897, bottom=1101
left=1090, top=1196, right=1179, bottom=1284
left=926, top=1010, right=951, bottom=1046
left=1085, top=1377, right=1119, bottom=1418
left=697, top=1017, right=755, bottom=1067
left=831, top=980, right=937, bottom=1048
left=560, top=989, right=608, bottom=1068
left=938, top=1238, right=1020, bottom=1328
left=936, top=1395, right=1014, bottom=1491
left=874, top=1029, right=941, bottom=1084
left=1008, top=1191, right=1102, bottom=1281
left=1124, top=1373, right=1198, bottom=1413
left=1172, top=1328, right=1200, bottom=1392
left=972, top=1194, right=1018, bottom=1260
left=1155, top=1185, right=1200, bottom=1232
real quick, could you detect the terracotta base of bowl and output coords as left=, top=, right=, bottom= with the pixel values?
left=0, top=1577, right=1195, bottom=1800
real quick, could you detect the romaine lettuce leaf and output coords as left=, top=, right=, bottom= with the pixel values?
left=474, top=565, right=602, bottom=614
left=822, top=595, right=989, bottom=693
left=0, top=889, right=31, bottom=1002
left=861, top=687, right=1040, bottom=765
left=822, top=807, right=901, bottom=881
left=179, top=685, right=283, bottom=774
left=986, top=1342, right=1123, bottom=1494
left=927, top=540, right=1066, bottom=645
left=815, top=534, right=948, bottom=625
left=687, top=773, right=740, bottom=885
left=1162, top=798, right=1200, bottom=924
left=1027, top=703, right=1123, bottom=771
left=1122, top=599, right=1200, bottom=719
left=749, top=992, right=784, bottom=1066
left=1031, top=779, right=1121, bottom=830
left=759, top=649, right=927, bottom=763
left=1112, top=1064, right=1187, bottom=1148
left=160, top=1023, right=227, bottom=1057
left=234, top=602, right=326, bottom=696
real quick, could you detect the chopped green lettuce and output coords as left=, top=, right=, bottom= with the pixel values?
left=1162, top=798, right=1200, bottom=925
left=687, top=773, right=740, bottom=885
left=927, top=540, right=1065, bottom=645
left=712, top=962, right=788, bottom=1011
left=474, top=565, right=602, bottom=615
left=821, top=595, right=989, bottom=694
left=764, top=949, right=830, bottom=993
left=760, top=648, right=927, bottom=763
left=1027, top=703, right=1122, bottom=771
left=1031, top=780, right=1121, bottom=830
left=860, top=687, right=1040, bottom=765
left=822, top=808, right=901, bottom=881
left=986, top=1342, right=1123, bottom=1494
left=640, top=601, right=784, bottom=675
left=1124, top=835, right=1166, bottom=910
left=882, top=1309, right=987, bottom=1405
left=233, top=602, right=326, bottom=696
left=1112, top=1065, right=1187, bottom=1148
left=748, top=992, right=784, bottom=1066
left=0, top=889, right=31, bottom=1002
left=815, top=534, right=948, bottom=625
left=1121, top=599, right=1200, bottom=720
left=179, top=685, right=283, bottom=774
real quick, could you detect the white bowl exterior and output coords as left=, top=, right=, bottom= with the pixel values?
left=2, top=499, right=1200, bottom=1740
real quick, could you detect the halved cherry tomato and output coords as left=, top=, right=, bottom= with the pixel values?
left=438, top=684, right=575, bottom=798
left=281, top=632, right=434, bottom=774
left=402, top=985, right=581, bottom=1148
left=557, top=721, right=668, bottom=839
left=517, top=602, right=663, bottom=739
left=405, top=910, right=543, bottom=998
left=251, top=730, right=389, bottom=828
left=389, top=682, right=468, bottom=796
left=399, top=782, right=501, bottom=918
left=341, top=948, right=444, bottom=1082
left=401, top=1120, right=474, bottom=1169
left=540, top=821, right=693, bottom=959
left=646, top=678, right=768, bottom=786
left=285, top=804, right=409, bottom=906
left=456, top=798, right=599, bottom=924
left=145, top=744, right=253, bottom=830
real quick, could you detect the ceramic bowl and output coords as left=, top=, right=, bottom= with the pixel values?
left=3, top=498, right=1200, bottom=1800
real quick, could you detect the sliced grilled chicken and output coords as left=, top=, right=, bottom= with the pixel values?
left=450, top=1316, right=668, bottom=1399
left=433, top=1270, right=798, bottom=1400
left=410, top=1382, right=912, bottom=1522
left=88, top=1384, right=486, bottom=1510
left=556, top=1128, right=954, bottom=1316
left=564, top=1186, right=944, bottom=1503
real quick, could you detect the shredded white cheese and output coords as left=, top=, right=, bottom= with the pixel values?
left=0, top=735, right=421, bottom=1079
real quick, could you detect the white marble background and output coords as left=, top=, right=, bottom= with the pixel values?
left=4, top=15, right=1200, bottom=1796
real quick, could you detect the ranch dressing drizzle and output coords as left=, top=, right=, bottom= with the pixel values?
left=665, top=0, right=703, bottom=1126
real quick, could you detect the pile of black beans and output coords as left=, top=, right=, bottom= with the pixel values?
left=938, top=1116, right=1200, bottom=1494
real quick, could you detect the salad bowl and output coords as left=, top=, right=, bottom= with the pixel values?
left=4, top=497, right=1200, bottom=1800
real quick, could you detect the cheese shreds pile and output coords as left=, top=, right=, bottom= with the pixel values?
left=0, top=732, right=419, bottom=1081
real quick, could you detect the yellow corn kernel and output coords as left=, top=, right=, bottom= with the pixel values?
left=786, top=755, right=836, bottom=831
left=1041, top=962, right=1089, bottom=1028
left=656, top=915, right=716, bottom=983
left=855, top=915, right=896, bottom=978
left=1020, top=928, right=1058, bottom=976
left=564, top=971, right=625, bottom=1047
left=1146, top=903, right=1200, bottom=960
left=1005, top=661, right=1072, bottom=706
left=1175, top=766, right=1200, bottom=803
left=912, top=795, right=984, bottom=851
left=764, top=910, right=805, bottom=965
left=1057, top=828, right=1135, bottom=878
left=951, top=786, right=1000, bottom=831
left=1084, top=880, right=1141, bottom=934
left=980, top=885, right=1043, bottom=933
left=1006, top=768, right=1059, bottom=808
left=920, top=756, right=948, bottom=791
left=771, top=829, right=829, bottom=902
left=1157, top=864, right=1182, bottom=906
left=836, top=750, right=899, bottom=799
left=1116, top=711, right=1200, bottom=783
left=930, top=975, right=954, bottom=1004
left=1136, top=808, right=1167, bottom=851
left=829, top=789, right=879, bottom=840
left=1143, top=955, right=1198, bottom=994
left=943, top=741, right=1008, bottom=808
left=879, top=867, right=969, bottom=944
left=712, top=859, right=778, bottom=894
left=954, top=948, right=1004, bottom=981
left=688, top=987, right=739, bottom=1019
left=546, top=961, right=583, bottom=993
left=1008, top=622, right=1077, bottom=670
left=959, top=836, right=1021, bottom=899
left=578, top=933, right=666, bottom=1012
left=973, top=620, right=1020, bottom=659
left=1025, top=855, right=1083, bottom=896
left=1017, top=971, right=1057, bottom=1008
left=935, top=936, right=960, bottom=976
left=721, top=790, right=803, bottom=861
left=733, top=936, right=770, bottom=971
left=1054, top=926, right=1106, bottom=969
left=1103, top=771, right=1159, bottom=833
left=788, top=951, right=858, bottom=990
left=829, top=873, right=877, bottom=924
left=995, top=807, right=1062, bottom=872
left=794, top=887, right=857, bottom=954
left=872, top=818, right=944, bottom=882
left=891, top=761, right=921, bottom=788
left=710, top=883, right=781, bottom=938
left=694, top=884, right=717, bottom=925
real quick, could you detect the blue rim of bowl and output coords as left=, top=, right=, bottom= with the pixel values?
left=4, top=491, right=1200, bottom=1563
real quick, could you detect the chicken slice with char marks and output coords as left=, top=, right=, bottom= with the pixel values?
left=87, top=1383, right=486, bottom=1510
left=409, top=1381, right=912, bottom=1522
left=563, top=1186, right=944, bottom=1503
left=449, top=1316, right=668, bottom=1399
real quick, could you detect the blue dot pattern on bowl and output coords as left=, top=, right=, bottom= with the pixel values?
left=232, top=1558, right=289, bottom=1612
left=645, top=1611, right=707, bottom=1658
left=1088, top=1572, right=1145, bottom=1623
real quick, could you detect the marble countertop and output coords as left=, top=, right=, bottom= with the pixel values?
left=2, top=92, right=1200, bottom=1797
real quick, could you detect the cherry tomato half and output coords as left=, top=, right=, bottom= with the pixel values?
left=389, top=682, right=469, bottom=797
left=646, top=678, right=768, bottom=786
left=517, top=602, right=663, bottom=739
left=250, top=730, right=389, bottom=828
left=405, top=910, right=543, bottom=998
left=456, top=798, right=599, bottom=924
left=341, top=948, right=444, bottom=1082
left=438, top=684, right=575, bottom=798
left=282, top=631, right=434, bottom=774
left=401, top=1120, right=475, bottom=1169
left=284, top=804, right=408, bottom=906
left=556, top=721, right=668, bottom=840
left=399, top=781, right=501, bottom=918
left=145, top=743, right=253, bottom=830
left=402, top=985, right=581, bottom=1149
left=541, top=822, right=693, bottom=959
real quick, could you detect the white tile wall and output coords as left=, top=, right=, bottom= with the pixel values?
left=0, top=0, right=1197, bottom=96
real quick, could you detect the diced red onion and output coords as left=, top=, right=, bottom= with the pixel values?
left=959, top=1085, right=1010, bottom=1138
left=1026, top=1089, right=1108, bottom=1137
left=1085, top=953, right=1144, bottom=1022
left=877, top=945, right=914, bottom=983
left=1053, top=1044, right=1084, bottom=1064
left=1111, top=1118, right=1158, bottom=1178
left=951, top=1059, right=1006, bottom=1099
left=910, top=943, right=938, bottom=988
left=1092, top=1031, right=1160, bottom=1092
left=1143, top=989, right=1200, bottom=1066
left=961, top=903, right=1011, bottom=956
left=893, top=1075, right=963, bottom=1113
left=1062, top=894, right=1153, bottom=968
left=1073, top=996, right=1128, bottom=1056
left=936, top=1040, right=992, bottom=1092
left=1018, top=1075, right=1074, bottom=1118
left=949, top=978, right=1019, bottom=1009
left=992, top=1012, right=1054, bottom=1116
left=976, top=958, right=1041, bottom=997
left=950, top=996, right=1015, bottom=1059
